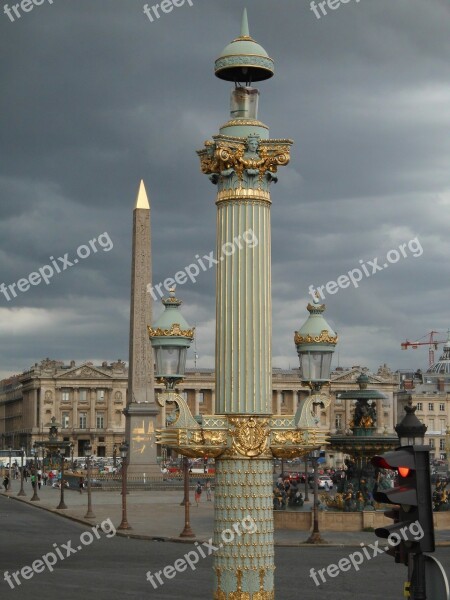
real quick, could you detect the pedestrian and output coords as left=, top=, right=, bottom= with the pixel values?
left=324, top=480, right=330, bottom=492
left=79, top=477, right=84, bottom=494
left=37, top=472, right=42, bottom=490
left=23, top=468, right=28, bottom=482
left=3, top=474, right=9, bottom=492
left=205, top=480, right=212, bottom=501
left=31, top=473, right=36, bottom=489
left=48, top=470, right=54, bottom=485
left=195, top=481, right=202, bottom=506
left=43, top=471, right=48, bottom=486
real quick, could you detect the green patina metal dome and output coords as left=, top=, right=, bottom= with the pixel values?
left=215, top=9, right=274, bottom=83
left=294, top=299, right=338, bottom=352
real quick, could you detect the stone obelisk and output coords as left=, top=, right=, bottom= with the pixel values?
left=124, top=180, right=160, bottom=474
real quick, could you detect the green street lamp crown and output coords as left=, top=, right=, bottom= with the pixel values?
left=294, top=299, right=338, bottom=385
left=148, top=288, right=195, bottom=387
left=395, top=395, right=427, bottom=446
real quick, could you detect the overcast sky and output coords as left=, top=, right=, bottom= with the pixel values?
left=1, top=0, right=450, bottom=379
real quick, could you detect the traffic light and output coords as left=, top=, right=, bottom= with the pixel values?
left=372, top=445, right=435, bottom=558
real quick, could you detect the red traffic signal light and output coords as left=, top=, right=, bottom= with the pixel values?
left=372, top=446, right=434, bottom=555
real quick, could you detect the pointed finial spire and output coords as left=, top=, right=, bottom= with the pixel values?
left=135, top=179, right=150, bottom=210
left=240, top=8, right=250, bottom=38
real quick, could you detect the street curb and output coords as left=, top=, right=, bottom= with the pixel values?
left=2, top=493, right=450, bottom=548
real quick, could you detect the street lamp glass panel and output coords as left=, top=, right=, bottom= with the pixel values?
left=84, top=443, right=92, bottom=457
left=155, top=346, right=187, bottom=378
left=299, top=351, right=332, bottom=382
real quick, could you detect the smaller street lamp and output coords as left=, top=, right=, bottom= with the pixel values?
left=17, top=446, right=26, bottom=497
left=30, top=445, right=40, bottom=502
left=56, top=449, right=68, bottom=510
left=8, top=446, right=12, bottom=491
left=305, top=449, right=326, bottom=544
left=295, top=299, right=337, bottom=545
left=149, top=289, right=195, bottom=538
left=70, top=443, right=74, bottom=470
left=84, top=442, right=95, bottom=519
left=117, top=441, right=131, bottom=530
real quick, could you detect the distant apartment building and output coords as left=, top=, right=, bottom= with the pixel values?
left=396, top=336, right=450, bottom=460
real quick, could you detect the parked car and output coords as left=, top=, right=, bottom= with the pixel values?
left=287, top=472, right=304, bottom=483
left=310, top=475, right=333, bottom=490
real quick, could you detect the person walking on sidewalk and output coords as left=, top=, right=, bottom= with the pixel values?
left=205, top=480, right=212, bottom=501
left=195, top=481, right=202, bottom=506
left=3, top=474, right=9, bottom=492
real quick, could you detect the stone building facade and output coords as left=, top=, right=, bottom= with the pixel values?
left=0, top=358, right=399, bottom=464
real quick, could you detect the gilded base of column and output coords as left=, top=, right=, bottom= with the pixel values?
left=213, top=458, right=274, bottom=599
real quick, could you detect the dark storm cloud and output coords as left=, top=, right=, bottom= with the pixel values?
left=1, top=0, right=450, bottom=377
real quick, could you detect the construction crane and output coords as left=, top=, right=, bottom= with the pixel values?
left=400, top=330, right=447, bottom=369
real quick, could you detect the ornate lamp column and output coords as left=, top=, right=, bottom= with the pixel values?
left=156, top=11, right=331, bottom=599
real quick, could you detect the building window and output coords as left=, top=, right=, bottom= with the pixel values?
left=96, top=413, right=105, bottom=429
left=180, top=391, right=188, bottom=401
left=61, top=389, right=70, bottom=402
left=440, top=403, right=445, bottom=411
left=79, top=389, right=87, bottom=402
left=429, top=419, right=435, bottom=432
left=335, top=414, right=342, bottom=429
left=62, top=412, right=70, bottom=428
left=439, top=439, right=445, bottom=451
left=335, top=395, right=342, bottom=405
left=416, top=402, right=422, bottom=411
left=281, top=392, right=286, bottom=405
left=429, top=438, right=435, bottom=448
left=79, top=413, right=87, bottom=429
left=198, top=391, right=204, bottom=404
left=428, top=403, right=434, bottom=411
left=97, top=389, right=105, bottom=401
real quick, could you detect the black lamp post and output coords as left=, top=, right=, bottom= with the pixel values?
left=70, top=443, right=74, bottom=470
left=113, top=444, right=117, bottom=469
left=305, top=449, right=326, bottom=544
left=17, top=446, right=26, bottom=497
left=304, top=455, right=309, bottom=502
left=30, top=445, right=40, bottom=502
left=56, top=449, right=68, bottom=510
left=8, top=446, right=12, bottom=491
left=148, top=288, right=195, bottom=538
left=118, top=441, right=131, bottom=530
left=84, top=442, right=95, bottom=519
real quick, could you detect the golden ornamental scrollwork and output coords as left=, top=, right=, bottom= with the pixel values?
left=294, top=329, right=338, bottom=345
left=190, top=430, right=228, bottom=446
left=271, top=430, right=304, bottom=445
left=147, top=323, right=195, bottom=338
left=229, top=417, right=269, bottom=458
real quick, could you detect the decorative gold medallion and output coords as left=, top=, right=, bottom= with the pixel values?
left=229, top=417, right=269, bottom=457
